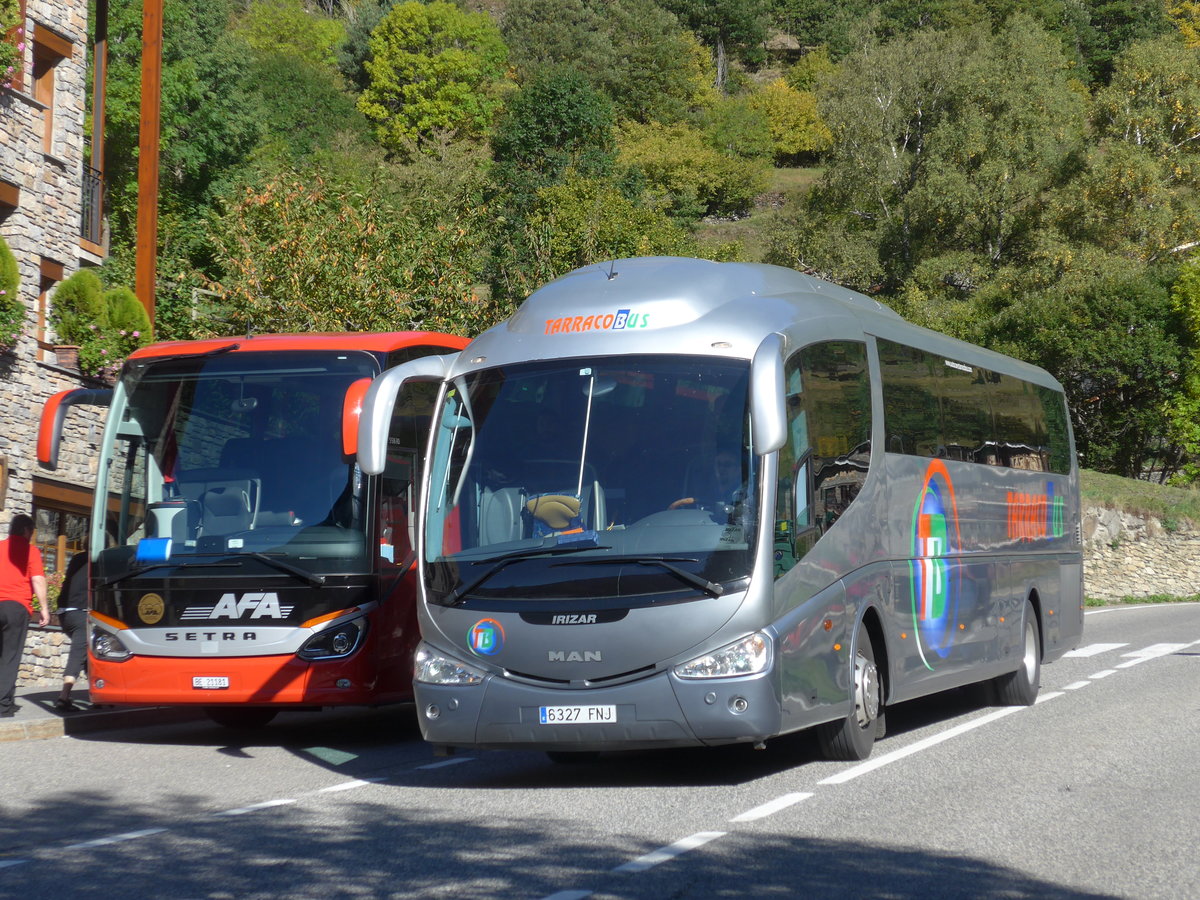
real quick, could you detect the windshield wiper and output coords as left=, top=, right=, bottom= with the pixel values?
left=100, top=560, right=242, bottom=588
left=99, top=551, right=325, bottom=589
left=444, top=542, right=611, bottom=606
left=562, top=556, right=724, bottom=598
left=238, top=552, right=326, bottom=587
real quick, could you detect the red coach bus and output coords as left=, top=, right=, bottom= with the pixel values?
left=38, top=332, right=467, bottom=727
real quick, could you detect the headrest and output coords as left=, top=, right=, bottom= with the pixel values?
left=526, top=494, right=581, bottom=530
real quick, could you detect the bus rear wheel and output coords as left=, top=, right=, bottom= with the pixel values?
left=205, top=707, right=279, bottom=729
left=817, top=624, right=883, bottom=761
left=993, top=599, right=1041, bottom=706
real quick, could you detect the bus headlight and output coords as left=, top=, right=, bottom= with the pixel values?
left=674, top=633, right=771, bottom=679
left=414, top=643, right=485, bottom=685
left=91, top=629, right=132, bottom=662
left=298, top=617, right=367, bottom=660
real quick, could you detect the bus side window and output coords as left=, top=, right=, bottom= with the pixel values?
left=775, top=341, right=872, bottom=579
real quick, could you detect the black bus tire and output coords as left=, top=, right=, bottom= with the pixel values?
left=993, top=599, right=1041, bottom=706
left=817, top=623, right=883, bottom=761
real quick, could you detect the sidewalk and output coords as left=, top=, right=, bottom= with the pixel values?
left=1, top=685, right=206, bottom=743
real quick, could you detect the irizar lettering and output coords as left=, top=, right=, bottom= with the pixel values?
left=550, top=614, right=598, bottom=624
left=548, top=650, right=603, bottom=662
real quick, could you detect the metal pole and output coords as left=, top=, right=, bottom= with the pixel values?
left=134, top=0, right=162, bottom=329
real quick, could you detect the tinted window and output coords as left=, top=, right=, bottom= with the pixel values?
left=878, top=338, right=1069, bottom=473
left=776, top=341, right=871, bottom=578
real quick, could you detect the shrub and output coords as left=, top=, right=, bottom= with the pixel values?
left=49, top=268, right=107, bottom=345
left=0, top=233, right=22, bottom=351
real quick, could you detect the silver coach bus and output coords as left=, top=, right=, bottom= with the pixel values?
left=358, top=257, right=1083, bottom=761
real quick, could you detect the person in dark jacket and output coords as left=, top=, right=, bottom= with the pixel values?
left=54, top=550, right=88, bottom=712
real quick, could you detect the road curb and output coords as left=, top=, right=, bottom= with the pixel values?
left=1, top=703, right=207, bottom=743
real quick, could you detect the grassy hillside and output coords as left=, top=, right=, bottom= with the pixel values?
left=1081, top=469, right=1200, bottom=529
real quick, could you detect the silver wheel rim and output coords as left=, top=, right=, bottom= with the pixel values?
left=1021, top=617, right=1038, bottom=683
left=854, top=650, right=880, bottom=728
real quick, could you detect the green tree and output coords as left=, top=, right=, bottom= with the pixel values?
left=337, top=0, right=397, bottom=91
left=663, top=0, right=772, bottom=88
left=209, top=148, right=497, bottom=336
left=233, top=0, right=345, bottom=67
left=248, top=51, right=373, bottom=162
left=771, top=18, right=1085, bottom=296
left=1060, top=36, right=1200, bottom=261
left=357, top=0, right=510, bottom=155
left=501, top=0, right=715, bottom=123
left=746, top=77, right=831, bottom=162
left=700, top=95, right=774, bottom=161
left=990, top=268, right=1189, bottom=477
left=490, top=68, right=616, bottom=198
left=617, top=119, right=771, bottom=220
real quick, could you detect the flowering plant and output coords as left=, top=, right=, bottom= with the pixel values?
left=78, top=323, right=145, bottom=380
left=0, top=0, right=22, bottom=89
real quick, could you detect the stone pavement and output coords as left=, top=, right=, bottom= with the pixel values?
left=0, top=686, right=205, bottom=743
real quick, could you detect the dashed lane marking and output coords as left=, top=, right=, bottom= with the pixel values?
left=730, top=792, right=813, bottom=823
left=611, top=831, right=728, bottom=874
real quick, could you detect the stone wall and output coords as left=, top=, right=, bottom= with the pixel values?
left=20, top=621, right=86, bottom=688
left=1082, top=505, right=1200, bottom=601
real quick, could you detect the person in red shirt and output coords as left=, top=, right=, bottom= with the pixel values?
left=0, top=514, right=48, bottom=717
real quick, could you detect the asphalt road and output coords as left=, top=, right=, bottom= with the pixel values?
left=1, top=602, right=1197, bottom=900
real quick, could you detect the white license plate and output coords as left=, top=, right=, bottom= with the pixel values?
left=192, top=676, right=230, bottom=690
left=539, top=704, right=616, bottom=724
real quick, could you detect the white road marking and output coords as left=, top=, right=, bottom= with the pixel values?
left=0, top=860, right=28, bottom=869
left=1063, top=643, right=1128, bottom=657
left=612, top=831, right=727, bottom=873
left=818, top=706, right=1024, bottom=785
left=214, top=798, right=296, bottom=816
left=65, top=828, right=168, bottom=850
left=1063, top=681, right=1092, bottom=690
left=540, top=892, right=592, bottom=900
left=1116, top=643, right=1191, bottom=668
left=1090, top=669, right=1117, bottom=679
left=317, top=778, right=387, bottom=793
left=730, top=792, right=813, bottom=823
left=1035, top=691, right=1065, bottom=704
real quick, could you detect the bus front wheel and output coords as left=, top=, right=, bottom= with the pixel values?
left=205, top=707, right=279, bottom=729
left=817, top=624, right=883, bottom=762
left=993, top=599, right=1041, bottom=706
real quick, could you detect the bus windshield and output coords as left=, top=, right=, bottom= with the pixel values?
left=94, top=349, right=380, bottom=581
left=424, top=355, right=757, bottom=606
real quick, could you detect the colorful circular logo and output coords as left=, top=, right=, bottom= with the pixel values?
left=909, top=461, right=962, bottom=669
left=468, top=618, right=505, bottom=656
left=138, top=593, right=165, bottom=625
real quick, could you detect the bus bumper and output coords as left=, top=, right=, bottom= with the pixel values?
left=413, top=667, right=781, bottom=752
left=88, top=652, right=407, bottom=707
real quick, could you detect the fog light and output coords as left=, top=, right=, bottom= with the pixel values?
left=426, top=704, right=441, bottom=719
left=730, top=696, right=749, bottom=714
left=336, top=678, right=352, bottom=688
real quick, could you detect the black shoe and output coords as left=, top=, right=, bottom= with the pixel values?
left=0, top=709, right=15, bottom=718
left=54, top=699, right=79, bottom=712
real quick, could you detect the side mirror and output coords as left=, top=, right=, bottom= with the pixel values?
left=38, top=388, right=113, bottom=470
left=751, top=333, right=786, bottom=455
left=341, top=378, right=372, bottom=457
left=358, top=353, right=460, bottom=475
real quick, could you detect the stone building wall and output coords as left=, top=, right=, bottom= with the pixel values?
left=1, top=0, right=106, bottom=537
